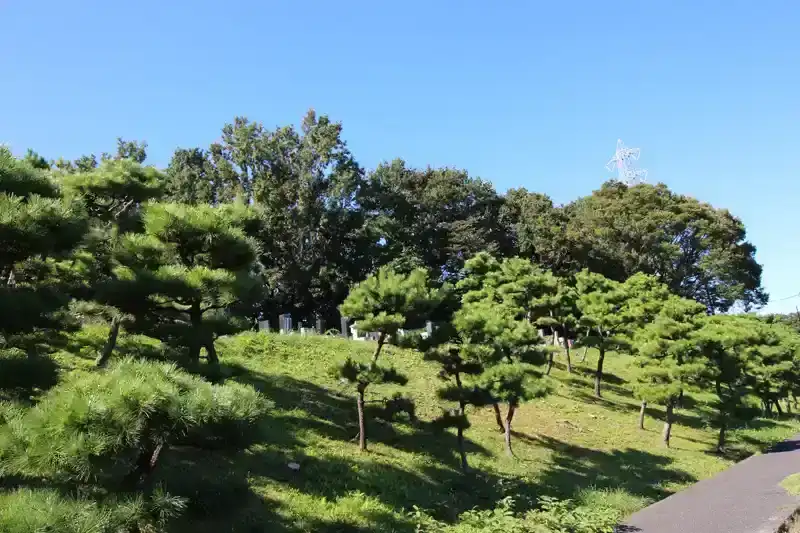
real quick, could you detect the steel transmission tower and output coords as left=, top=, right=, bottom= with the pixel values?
left=606, top=139, right=647, bottom=185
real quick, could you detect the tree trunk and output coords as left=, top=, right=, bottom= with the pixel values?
left=455, top=373, right=468, bottom=472
left=504, top=404, right=516, bottom=457
left=563, top=335, right=572, bottom=373
left=776, top=400, right=784, bottom=416
left=787, top=399, right=793, bottom=415
left=677, top=388, right=684, bottom=408
left=545, top=351, right=555, bottom=375
left=357, top=385, right=367, bottom=452
left=717, top=419, right=727, bottom=453
left=662, top=400, right=674, bottom=447
left=124, top=441, right=166, bottom=490
left=594, top=349, right=605, bottom=398
left=96, top=315, right=121, bottom=367
left=492, top=402, right=506, bottom=433
left=371, top=332, right=387, bottom=368
left=580, top=327, right=590, bottom=362
left=205, top=336, right=219, bottom=364
left=638, top=400, right=647, bottom=430
left=189, top=304, right=203, bottom=362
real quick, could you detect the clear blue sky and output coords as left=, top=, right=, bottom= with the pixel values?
left=2, top=1, right=799, bottom=313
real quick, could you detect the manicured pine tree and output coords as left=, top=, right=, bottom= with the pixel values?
left=747, top=321, right=799, bottom=417
left=113, top=202, right=262, bottom=364
left=574, top=270, right=633, bottom=398
left=693, top=315, right=765, bottom=453
left=453, top=298, right=551, bottom=456
left=0, top=358, right=268, bottom=527
left=59, top=158, right=164, bottom=366
left=0, top=148, right=87, bottom=356
left=338, top=266, right=444, bottom=451
left=536, top=275, right=579, bottom=374
left=632, top=295, right=706, bottom=446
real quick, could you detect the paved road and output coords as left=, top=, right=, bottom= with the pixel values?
left=621, top=435, right=800, bottom=533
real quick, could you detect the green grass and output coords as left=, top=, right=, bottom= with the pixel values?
left=781, top=474, right=800, bottom=496
left=39, top=330, right=800, bottom=531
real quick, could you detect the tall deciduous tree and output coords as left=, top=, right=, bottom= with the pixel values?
left=363, top=160, right=510, bottom=280
left=564, top=181, right=767, bottom=313
left=338, top=267, right=443, bottom=451
left=186, top=111, right=375, bottom=326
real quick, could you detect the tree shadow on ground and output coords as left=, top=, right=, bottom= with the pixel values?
left=513, top=433, right=696, bottom=503
left=564, top=366, right=628, bottom=387
left=0, top=352, right=59, bottom=403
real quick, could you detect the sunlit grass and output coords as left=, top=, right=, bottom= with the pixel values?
left=40, top=328, right=800, bottom=532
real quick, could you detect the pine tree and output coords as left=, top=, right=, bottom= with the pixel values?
left=113, top=202, right=262, bottom=364
left=59, top=158, right=164, bottom=366
left=574, top=270, right=633, bottom=398
left=693, top=315, right=764, bottom=452
left=0, top=358, right=269, bottom=528
left=536, top=275, right=579, bottom=374
left=633, top=296, right=706, bottom=445
left=338, top=266, right=443, bottom=451
left=0, top=148, right=87, bottom=365
left=453, top=298, right=551, bottom=456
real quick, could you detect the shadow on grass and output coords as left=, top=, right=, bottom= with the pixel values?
left=513, top=432, right=696, bottom=503
left=0, top=352, right=59, bottom=403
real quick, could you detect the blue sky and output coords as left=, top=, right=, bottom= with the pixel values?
left=2, top=1, right=799, bottom=313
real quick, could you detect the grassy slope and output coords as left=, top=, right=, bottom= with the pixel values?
left=45, top=329, right=800, bottom=532
left=145, top=332, right=799, bottom=533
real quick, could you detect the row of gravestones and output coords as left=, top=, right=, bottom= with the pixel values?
left=257, top=314, right=434, bottom=342
left=257, top=314, right=566, bottom=347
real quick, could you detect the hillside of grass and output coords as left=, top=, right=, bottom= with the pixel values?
left=70, top=330, right=790, bottom=532
left=36, top=328, right=800, bottom=532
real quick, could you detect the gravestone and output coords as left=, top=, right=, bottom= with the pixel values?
left=258, top=320, right=270, bottom=332
left=316, top=318, right=324, bottom=334
left=340, top=317, right=350, bottom=338
left=278, top=313, right=293, bottom=334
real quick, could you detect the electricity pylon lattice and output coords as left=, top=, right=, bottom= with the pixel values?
left=606, top=139, right=647, bottom=185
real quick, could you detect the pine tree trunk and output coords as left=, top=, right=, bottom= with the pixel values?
left=370, top=332, right=387, bottom=368
left=205, top=337, right=219, bottom=364
left=124, top=440, right=166, bottom=490
left=457, top=401, right=468, bottom=472
left=96, top=315, right=121, bottom=367
left=717, top=419, right=727, bottom=453
left=545, top=351, right=555, bottom=375
left=455, top=373, right=469, bottom=472
left=638, top=400, right=647, bottom=430
left=504, top=404, right=516, bottom=457
left=189, top=304, right=203, bottom=362
left=492, top=402, right=506, bottom=433
left=563, top=335, right=572, bottom=373
left=580, top=345, right=589, bottom=362
left=663, top=400, right=674, bottom=447
left=357, top=385, right=367, bottom=452
left=594, top=349, right=605, bottom=398
left=580, top=327, right=590, bottom=362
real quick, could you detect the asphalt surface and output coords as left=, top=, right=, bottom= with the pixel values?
left=620, top=434, right=800, bottom=533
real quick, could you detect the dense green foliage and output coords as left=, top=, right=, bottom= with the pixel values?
left=0, top=114, right=795, bottom=532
